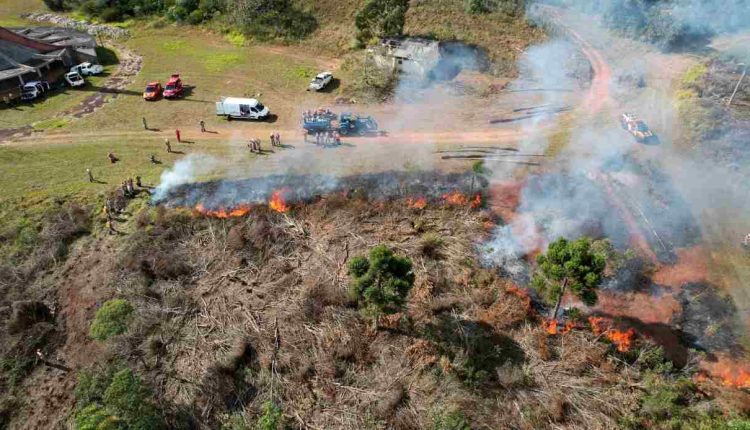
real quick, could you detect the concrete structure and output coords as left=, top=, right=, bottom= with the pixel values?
left=0, top=26, right=98, bottom=103
left=370, top=38, right=441, bottom=78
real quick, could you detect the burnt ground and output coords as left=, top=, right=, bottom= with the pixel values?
left=3, top=196, right=680, bottom=429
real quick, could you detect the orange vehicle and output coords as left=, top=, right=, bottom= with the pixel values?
left=143, top=81, right=162, bottom=101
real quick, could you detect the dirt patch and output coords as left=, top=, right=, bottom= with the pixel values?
left=11, top=238, right=116, bottom=429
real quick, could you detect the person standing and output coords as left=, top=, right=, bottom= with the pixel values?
left=136, top=176, right=142, bottom=187
left=175, top=128, right=181, bottom=143
left=199, top=120, right=206, bottom=133
left=86, top=168, right=94, bottom=183
left=274, top=132, right=280, bottom=147
left=142, top=117, right=148, bottom=130
left=165, top=138, right=172, bottom=153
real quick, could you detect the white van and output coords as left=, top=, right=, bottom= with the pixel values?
left=215, top=97, right=270, bottom=120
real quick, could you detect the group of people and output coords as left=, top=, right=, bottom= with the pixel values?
left=309, top=130, right=341, bottom=146
left=303, top=108, right=334, bottom=122
left=248, top=131, right=282, bottom=153
left=102, top=176, right=145, bottom=234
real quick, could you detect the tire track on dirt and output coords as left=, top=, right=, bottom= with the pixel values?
left=0, top=43, right=143, bottom=143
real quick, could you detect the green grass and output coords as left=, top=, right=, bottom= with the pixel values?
left=0, top=0, right=45, bottom=26
left=0, top=74, right=110, bottom=129
left=682, top=63, right=708, bottom=87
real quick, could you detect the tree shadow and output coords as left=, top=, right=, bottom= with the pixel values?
left=96, top=46, right=119, bottom=66
left=422, top=314, right=525, bottom=387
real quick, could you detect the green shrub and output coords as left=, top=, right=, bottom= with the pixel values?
left=431, top=408, right=471, bottom=430
left=230, top=0, right=317, bottom=41
left=355, top=0, right=409, bottom=45
left=103, top=369, right=164, bottom=429
left=256, top=401, right=283, bottom=430
left=74, top=404, right=119, bottom=430
left=89, top=299, right=134, bottom=341
left=347, top=244, right=414, bottom=317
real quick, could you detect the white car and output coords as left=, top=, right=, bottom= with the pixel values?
left=308, top=72, right=333, bottom=91
left=71, top=62, right=104, bottom=76
left=65, top=72, right=85, bottom=87
left=21, top=81, right=50, bottom=101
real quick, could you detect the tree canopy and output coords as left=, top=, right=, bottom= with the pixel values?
left=531, top=237, right=606, bottom=316
left=348, top=244, right=415, bottom=316
left=355, top=0, right=410, bottom=46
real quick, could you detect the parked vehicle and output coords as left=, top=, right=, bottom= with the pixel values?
left=65, top=72, right=85, bottom=87
left=215, top=97, right=270, bottom=120
left=20, top=81, right=50, bottom=101
left=70, top=62, right=104, bottom=76
left=163, top=74, right=184, bottom=99
left=302, top=112, right=379, bottom=136
left=143, top=81, right=162, bottom=101
left=308, top=72, right=333, bottom=91
left=620, top=112, right=655, bottom=143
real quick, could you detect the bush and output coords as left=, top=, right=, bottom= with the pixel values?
left=103, top=369, right=163, bottom=429
left=230, top=0, right=317, bottom=41
left=431, top=408, right=471, bottom=430
left=74, top=404, right=118, bottom=430
left=90, top=299, right=134, bottom=341
left=74, top=368, right=164, bottom=430
left=42, top=0, right=67, bottom=12
left=355, top=0, right=409, bottom=45
left=256, top=401, right=283, bottom=430
left=347, top=244, right=414, bottom=317
left=420, top=233, right=444, bottom=258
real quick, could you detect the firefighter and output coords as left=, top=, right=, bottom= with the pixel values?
left=175, top=128, right=181, bottom=143
left=256, top=138, right=262, bottom=153
left=107, top=152, right=117, bottom=164
left=150, top=154, right=158, bottom=164
left=270, top=132, right=276, bottom=147
left=165, top=138, right=172, bottom=153
left=136, top=176, right=142, bottom=188
left=86, top=168, right=94, bottom=183
left=121, top=181, right=129, bottom=197
left=142, top=117, right=148, bottom=130
left=107, top=218, right=116, bottom=235
left=275, top=132, right=280, bottom=147
left=199, top=120, right=206, bottom=133
left=334, top=131, right=341, bottom=146
left=127, top=178, right=135, bottom=195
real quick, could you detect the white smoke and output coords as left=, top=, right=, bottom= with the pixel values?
left=152, top=154, right=220, bottom=201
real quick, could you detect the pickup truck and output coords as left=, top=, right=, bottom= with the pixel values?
left=70, top=62, right=104, bottom=76
left=308, top=72, right=333, bottom=91
left=65, top=72, right=85, bottom=87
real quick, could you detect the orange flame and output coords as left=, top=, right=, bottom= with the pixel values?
left=471, top=194, right=482, bottom=209
left=442, top=191, right=470, bottom=206
left=702, top=356, right=750, bottom=389
left=195, top=203, right=251, bottom=218
left=562, top=321, right=575, bottom=334
left=406, top=197, right=427, bottom=210
left=587, top=316, right=635, bottom=352
left=269, top=190, right=289, bottom=213
left=541, top=319, right=576, bottom=336
left=507, top=284, right=532, bottom=311
left=607, top=328, right=635, bottom=352
left=542, top=319, right=558, bottom=335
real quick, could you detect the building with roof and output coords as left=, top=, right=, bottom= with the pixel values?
left=0, top=26, right=98, bottom=103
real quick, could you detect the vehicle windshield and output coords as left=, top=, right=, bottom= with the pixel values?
left=313, top=77, right=324, bottom=82
left=166, top=84, right=176, bottom=90
left=255, top=103, right=265, bottom=111
left=146, top=85, right=157, bottom=92
left=635, top=122, right=648, bottom=132
left=22, top=88, right=34, bottom=94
